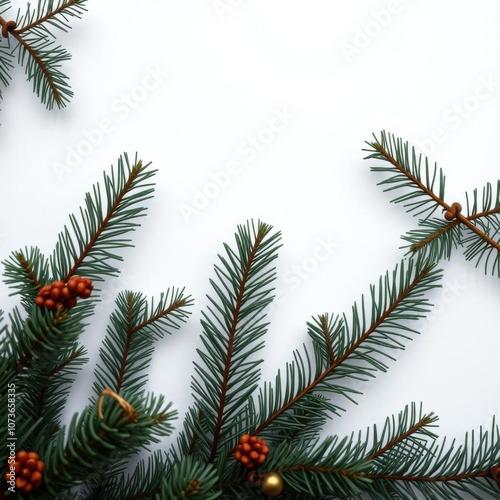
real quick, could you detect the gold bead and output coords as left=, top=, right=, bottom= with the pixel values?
left=261, top=472, right=284, bottom=497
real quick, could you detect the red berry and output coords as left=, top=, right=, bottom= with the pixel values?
left=44, top=299, right=56, bottom=310
left=39, top=285, right=52, bottom=297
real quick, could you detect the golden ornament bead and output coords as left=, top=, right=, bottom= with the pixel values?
left=261, top=472, right=283, bottom=497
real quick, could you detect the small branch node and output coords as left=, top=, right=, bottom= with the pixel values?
left=444, top=202, right=462, bottom=221
left=0, top=18, right=17, bottom=38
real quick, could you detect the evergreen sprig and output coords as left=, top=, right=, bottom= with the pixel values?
left=1, top=146, right=500, bottom=498
left=92, top=288, right=193, bottom=399
left=0, top=0, right=87, bottom=108
left=365, top=131, right=500, bottom=276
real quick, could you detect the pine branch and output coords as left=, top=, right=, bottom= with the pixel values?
left=15, top=0, right=87, bottom=35
left=43, top=391, right=176, bottom=496
left=367, top=131, right=500, bottom=276
left=0, top=0, right=87, bottom=108
left=188, top=221, right=281, bottom=463
left=254, top=257, right=441, bottom=437
left=9, top=303, right=85, bottom=374
left=365, top=419, right=500, bottom=499
left=262, top=436, right=371, bottom=498
left=158, top=456, right=221, bottom=500
left=364, top=130, right=448, bottom=219
left=92, top=288, right=193, bottom=398
left=83, top=450, right=167, bottom=500
left=50, top=154, right=156, bottom=283
left=3, top=246, right=50, bottom=312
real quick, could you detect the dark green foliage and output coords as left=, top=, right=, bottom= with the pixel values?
left=366, top=131, right=500, bottom=277
left=50, top=153, right=156, bottom=282
left=1, top=146, right=500, bottom=498
left=92, top=288, right=193, bottom=398
left=364, top=130, right=446, bottom=219
left=0, top=0, right=87, bottom=108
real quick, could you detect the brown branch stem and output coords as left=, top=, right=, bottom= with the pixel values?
left=62, top=161, right=142, bottom=282
left=374, top=141, right=500, bottom=252
left=15, top=0, right=83, bottom=34
left=9, top=30, right=64, bottom=107
left=320, top=314, right=335, bottom=363
left=115, top=294, right=188, bottom=393
left=253, top=266, right=432, bottom=435
left=208, top=226, right=267, bottom=463
left=366, top=414, right=435, bottom=461
left=367, top=470, right=490, bottom=482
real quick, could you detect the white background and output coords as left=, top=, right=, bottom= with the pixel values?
left=2, top=0, right=500, bottom=492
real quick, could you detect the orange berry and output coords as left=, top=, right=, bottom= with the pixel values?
left=44, top=298, right=56, bottom=310
left=240, top=455, right=250, bottom=465
left=242, top=443, right=251, bottom=453
left=35, top=296, right=45, bottom=307
left=249, top=451, right=259, bottom=460
left=52, top=280, right=65, bottom=289
left=257, top=454, right=266, bottom=465
left=76, top=282, right=86, bottom=295
left=67, top=278, right=78, bottom=292
left=234, top=450, right=242, bottom=460
left=239, top=434, right=250, bottom=444
left=20, top=468, right=30, bottom=478
left=16, top=477, right=27, bottom=489
left=39, top=285, right=51, bottom=297
left=80, top=288, right=92, bottom=299
left=61, top=286, right=72, bottom=300
left=65, top=297, right=77, bottom=309
left=50, top=287, right=61, bottom=300
left=30, top=470, right=43, bottom=487
left=25, top=458, right=37, bottom=470
left=36, top=461, right=45, bottom=472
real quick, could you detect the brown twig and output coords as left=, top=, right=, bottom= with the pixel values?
left=373, top=141, right=500, bottom=253
left=62, top=161, right=142, bottom=282
left=253, top=266, right=432, bottom=435
left=208, top=225, right=268, bottom=463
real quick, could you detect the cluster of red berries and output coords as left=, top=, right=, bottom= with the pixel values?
left=234, top=434, right=269, bottom=469
left=35, top=276, right=93, bottom=311
left=4, top=450, right=45, bottom=494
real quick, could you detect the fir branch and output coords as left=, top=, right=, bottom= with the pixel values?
left=50, top=154, right=156, bottom=283
left=158, top=456, right=221, bottom=500
left=367, top=132, right=500, bottom=275
left=365, top=403, right=438, bottom=462
left=15, top=0, right=87, bottom=35
left=364, top=130, right=447, bottom=218
left=365, top=421, right=500, bottom=499
left=401, top=217, right=462, bottom=264
left=9, top=303, right=84, bottom=373
left=0, top=0, right=87, bottom=108
left=44, top=391, right=176, bottom=496
left=3, top=246, right=50, bottom=311
left=85, top=450, right=167, bottom=500
left=189, top=221, right=281, bottom=463
left=11, top=31, right=73, bottom=108
left=92, top=288, right=193, bottom=398
left=254, top=257, right=441, bottom=437
left=263, top=436, right=371, bottom=498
